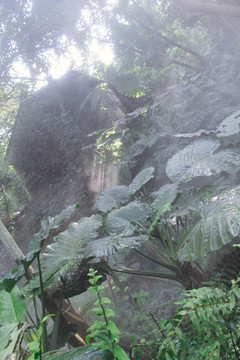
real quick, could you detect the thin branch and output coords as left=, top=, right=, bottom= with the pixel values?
left=174, top=0, right=240, bottom=18
left=131, top=0, right=207, bottom=65
left=133, top=248, right=180, bottom=274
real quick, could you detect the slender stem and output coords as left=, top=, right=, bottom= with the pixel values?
left=155, top=225, right=172, bottom=256
left=33, top=296, right=40, bottom=329
left=111, top=267, right=182, bottom=283
left=50, top=280, right=65, bottom=351
left=94, top=275, right=115, bottom=353
left=37, top=254, right=48, bottom=353
left=150, top=235, right=173, bottom=262
left=149, top=311, right=166, bottom=337
left=133, top=249, right=179, bottom=274
left=164, top=215, right=175, bottom=256
left=26, top=311, right=37, bottom=330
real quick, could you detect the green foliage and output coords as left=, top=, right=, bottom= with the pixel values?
left=0, top=286, right=26, bottom=324
left=205, top=245, right=240, bottom=291
left=26, top=314, right=54, bottom=360
left=156, top=279, right=240, bottom=359
left=86, top=268, right=130, bottom=359
left=0, top=322, right=29, bottom=360
left=1, top=1, right=240, bottom=359
left=127, top=272, right=240, bottom=359
left=0, top=286, right=29, bottom=360
left=0, top=204, right=76, bottom=292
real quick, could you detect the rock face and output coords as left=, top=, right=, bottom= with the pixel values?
left=8, top=71, right=123, bottom=196
left=6, top=71, right=125, bottom=253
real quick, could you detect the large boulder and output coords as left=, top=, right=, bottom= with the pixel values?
left=6, top=71, right=125, bottom=252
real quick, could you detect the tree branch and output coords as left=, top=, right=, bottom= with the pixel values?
left=174, top=0, right=240, bottom=18
left=131, top=0, right=207, bottom=65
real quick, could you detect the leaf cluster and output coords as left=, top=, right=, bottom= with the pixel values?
left=86, top=268, right=129, bottom=359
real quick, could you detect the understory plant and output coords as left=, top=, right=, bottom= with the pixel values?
left=1, top=160, right=240, bottom=358
left=130, top=274, right=240, bottom=360
left=86, top=268, right=130, bottom=359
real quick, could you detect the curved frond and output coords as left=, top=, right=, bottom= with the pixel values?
left=41, top=215, right=102, bottom=275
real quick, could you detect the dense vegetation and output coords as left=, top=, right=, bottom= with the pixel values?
left=1, top=0, right=240, bottom=359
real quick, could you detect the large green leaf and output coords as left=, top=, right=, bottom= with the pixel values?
left=95, top=185, right=130, bottom=212
left=177, top=186, right=240, bottom=261
left=84, top=235, right=148, bottom=257
left=0, top=323, right=28, bottom=360
left=28, top=204, right=76, bottom=252
left=0, top=287, right=26, bottom=325
left=0, top=323, right=18, bottom=352
left=41, top=215, right=102, bottom=275
left=152, top=183, right=179, bottom=213
left=173, top=186, right=217, bottom=216
left=166, top=139, right=240, bottom=183
left=22, top=269, right=59, bottom=298
left=129, top=167, right=154, bottom=194
left=0, top=205, right=76, bottom=292
left=42, top=346, right=112, bottom=360
left=104, top=201, right=151, bottom=236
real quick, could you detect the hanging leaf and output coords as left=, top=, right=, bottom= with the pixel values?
left=0, top=323, right=28, bottom=360
left=95, top=185, right=130, bottom=212
left=0, top=205, right=76, bottom=292
left=0, top=287, right=26, bottom=325
left=177, top=186, right=240, bottom=261
left=216, top=110, right=240, bottom=137
left=174, top=129, right=213, bottom=138
left=41, top=215, right=102, bottom=275
left=84, top=235, right=148, bottom=257
left=0, top=323, right=18, bottom=352
left=28, top=204, right=77, bottom=252
left=104, top=201, right=151, bottom=236
left=152, top=183, right=179, bottom=213
left=166, top=139, right=240, bottom=183
left=22, top=268, right=59, bottom=298
left=129, top=167, right=154, bottom=194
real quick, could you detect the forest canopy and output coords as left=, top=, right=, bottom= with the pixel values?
left=1, top=0, right=240, bottom=225
left=1, top=0, right=239, bottom=142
